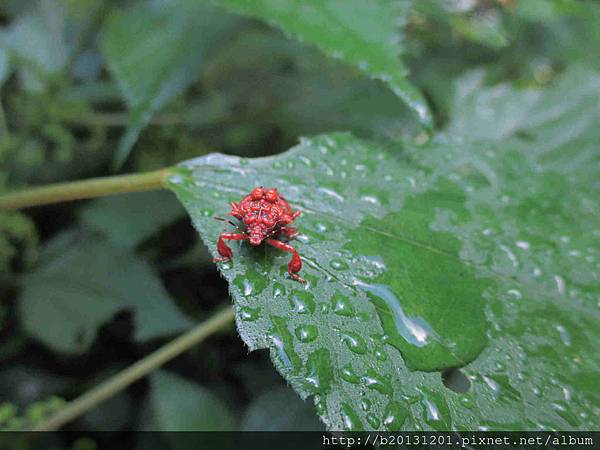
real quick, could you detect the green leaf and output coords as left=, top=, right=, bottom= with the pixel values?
left=166, top=135, right=485, bottom=430
left=510, top=0, right=600, bottom=71
left=204, top=28, right=418, bottom=142
left=20, top=230, right=191, bottom=354
left=0, top=0, right=70, bottom=91
left=145, top=370, right=236, bottom=431
left=167, top=67, right=599, bottom=430
left=102, top=0, right=238, bottom=169
left=0, top=212, right=38, bottom=274
left=79, top=191, right=185, bottom=249
left=446, top=67, right=600, bottom=143
left=0, top=48, right=11, bottom=87
left=0, top=0, right=98, bottom=91
left=417, top=1, right=509, bottom=49
left=271, top=55, right=419, bottom=142
left=514, top=0, right=587, bottom=22
left=211, top=0, right=432, bottom=128
left=448, top=14, right=508, bottom=49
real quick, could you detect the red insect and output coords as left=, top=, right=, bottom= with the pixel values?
left=213, top=186, right=306, bottom=283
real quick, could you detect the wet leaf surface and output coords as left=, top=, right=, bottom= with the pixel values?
left=167, top=68, right=600, bottom=430
left=211, top=0, right=431, bottom=128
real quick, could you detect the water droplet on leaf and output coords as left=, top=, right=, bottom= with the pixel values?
left=330, top=293, right=355, bottom=317
left=239, top=306, right=260, bottom=322
left=340, top=364, right=361, bottom=384
left=295, top=324, right=318, bottom=343
left=289, top=292, right=316, bottom=314
left=383, top=400, right=408, bottom=430
left=330, top=258, right=349, bottom=270
left=362, top=369, right=393, bottom=395
left=339, top=330, right=368, bottom=354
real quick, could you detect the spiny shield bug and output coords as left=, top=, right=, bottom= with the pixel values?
left=213, top=187, right=305, bottom=283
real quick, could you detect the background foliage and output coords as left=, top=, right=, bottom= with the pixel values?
left=0, top=0, right=598, bottom=444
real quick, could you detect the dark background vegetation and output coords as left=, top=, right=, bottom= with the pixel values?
left=0, top=0, right=597, bottom=448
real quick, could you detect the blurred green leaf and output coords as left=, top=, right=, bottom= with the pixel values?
left=0, top=0, right=97, bottom=91
left=166, top=68, right=599, bottom=430
left=449, top=14, right=508, bottom=49
left=20, top=230, right=191, bottom=354
left=416, top=0, right=509, bottom=49
left=531, top=0, right=600, bottom=70
left=0, top=212, right=38, bottom=274
left=0, top=0, right=71, bottom=90
left=211, top=0, right=432, bottom=128
left=447, top=67, right=599, bottom=142
left=145, top=370, right=236, bottom=431
left=79, top=191, right=185, bottom=249
left=513, top=0, right=586, bottom=21
left=206, top=28, right=418, bottom=142
left=242, top=386, right=323, bottom=431
left=272, top=69, right=418, bottom=142
left=102, top=0, right=239, bottom=169
left=0, top=48, right=11, bottom=87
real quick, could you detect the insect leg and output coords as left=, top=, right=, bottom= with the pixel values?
left=229, top=202, right=243, bottom=219
left=266, top=238, right=306, bottom=283
left=214, top=232, right=247, bottom=262
left=280, top=226, right=298, bottom=239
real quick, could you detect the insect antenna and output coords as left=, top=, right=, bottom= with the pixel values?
left=214, top=216, right=243, bottom=231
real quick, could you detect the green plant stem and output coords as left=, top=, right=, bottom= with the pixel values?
left=31, top=306, right=235, bottom=432
left=0, top=169, right=171, bottom=211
